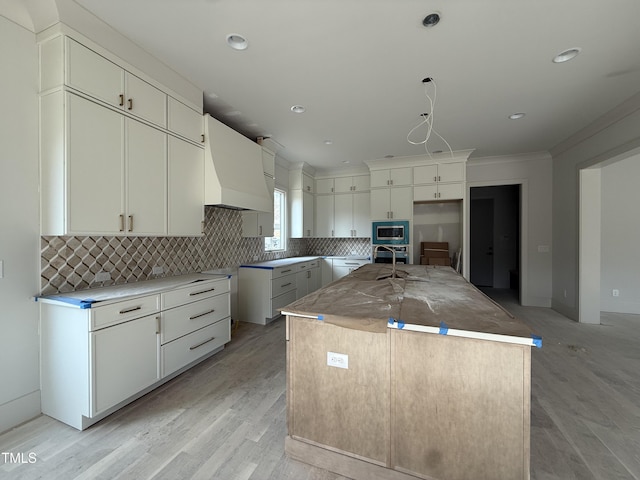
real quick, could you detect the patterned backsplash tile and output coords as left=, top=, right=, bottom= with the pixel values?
left=40, top=207, right=370, bottom=294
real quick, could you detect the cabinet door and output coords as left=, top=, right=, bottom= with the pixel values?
left=303, top=191, right=314, bottom=237
left=370, top=188, right=391, bottom=220
left=413, top=184, right=439, bottom=202
left=437, top=182, right=464, bottom=200
left=67, top=93, right=124, bottom=234
left=125, top=73, right=167, bottom=128
left=390, top=186, right=413, bottom=220
left=334, top=194, right=354, bottom=237
left=390, top=167, right=412, bottom=186
left=261, top=148, right=275, bottom=177
left=334, top=177, right=353, bottom=194
left=66, top=39, right=123, bottom=109
left=315, top=195, right=335, bottom=237
left=296, top=270, right=309, bottom=300
left=168, top=137, right=204, bottom=235
left=370, top=170, right=390, bottom=188
left=352, top=192, right=371, bottom=237
left=316, top=178, right=334, bottom=194
left=302, top=173, right=314, bottom=193
left=241, top=212, right=259, bottom=237
left=437, top=162, right=465, bottom=183
left=413, top=164, right=438, bottom=185
left=352, top=175, right=370, bottom=192
left=309, top=267, right=321, bottom=292
left=126, top=119, right=167, bottom=235
left=168, top=97, right=203, bottom=144
left=91, top=314, right=159, bottom=415
left=259, top=175, right=275, bottom=236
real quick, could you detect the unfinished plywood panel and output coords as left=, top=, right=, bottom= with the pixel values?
left=287, top=316, right=390, bottom=464
left=392, top=329, right=531, bottom=480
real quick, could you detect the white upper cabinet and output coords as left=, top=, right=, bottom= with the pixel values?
left=315, top=194, right=335, bottom=237
left=168, top=97, right=204, bottom=145
left=66, top=39, right=167, bottom=128
left=316, top=178, right=335, bottom=194
left=334, top=175, right=370, bottom=193
left=168, top=137, right=204, bottom=236
left=413, top=162, right=464, bottom=185
left=370, top=167, right=412, bottom=188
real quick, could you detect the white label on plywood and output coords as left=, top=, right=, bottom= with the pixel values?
left=327, top=352, right=348, bottom=369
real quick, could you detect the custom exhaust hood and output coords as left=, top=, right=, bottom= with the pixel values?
left=204, top=114, right=272, bottom=211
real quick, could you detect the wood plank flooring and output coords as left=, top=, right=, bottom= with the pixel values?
left=1, top=292, right=639, bottom=480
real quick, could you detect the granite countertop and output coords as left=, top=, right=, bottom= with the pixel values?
left=36, top=273, right=229, bottom=308
left=281, top=263, right=541, bottom=347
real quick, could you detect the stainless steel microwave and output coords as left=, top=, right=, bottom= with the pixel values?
left=372, top=221, right=409, bottom=245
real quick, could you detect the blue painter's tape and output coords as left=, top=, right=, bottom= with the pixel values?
left=532, top=334, right=543, bottom=348
left=317, top=315, right=324, bottom=321
left=439, top=321, right=449, bottom=335
left=40, top=296, right=97, bottom=308
left=397, top=320, right=405, bottom=329
left=388, top=317, right=394, bottom=325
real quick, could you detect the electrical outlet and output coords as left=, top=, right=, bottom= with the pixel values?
left=152, top=266, right=164, bottom=275
left=327, top=352, right=348, bottom=369
left=612, top=289, right=620, bottom=297
left=95, top=271, right=111, bottom=282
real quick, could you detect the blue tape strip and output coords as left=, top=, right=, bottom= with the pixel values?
left=239, top=265, right=274, bottom=270
left=532, top=334, right=543, bottom=348
left=317, top=315, right=324, bottom=321
left=388, top=317, right=394, bottom=325
left=439, top=321, right=449, bottom=335
left=397, top=320, right=405, bottom=329
left=40, top=296, right=96, bottom=308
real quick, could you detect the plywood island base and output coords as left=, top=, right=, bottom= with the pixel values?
left=283, top=264, right=537, bottom=480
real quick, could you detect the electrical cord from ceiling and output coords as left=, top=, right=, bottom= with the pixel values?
left=406, top=77, right=454, bottom=158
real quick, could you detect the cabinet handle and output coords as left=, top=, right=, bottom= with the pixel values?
left=438, top=192, right=441, bottom=198
left=306, top=185, right=311, bottom=191
left=119, top=94, right=124, bottom=106
left=190, top=309, right=216, bottom=320
left=345, top=262, right=360, bottom=266
left=331, top=229, right=334, bottom=237
left=281, top=269, right=292, bottom=274
left=189, top=287, right=216, bottom=296
left=128, top=214, right=133, bottom=232
left=307, top=270, right=311, bottom=279
left=259, top=225, right=263, bottom=236
left=201, top=221, right=205, bottom=234
left=119, top=306, right=142, bottom=315
left=434, top=192, right=438, bottom=198
left=189, top=336, right=216, bottom=350
left=434, top=176, right=437, bottom=182
left=390, top=179, right=394, bottom=186
left=281, top=282, right=293, bottom=288
left=306, top=229, right=311, bottom=236
left=201, top=134, right=205, bottom=143
left=119, top=214, right=125, bottom=232
left=331, top=187, right=334, bottom=193
left=128, top=98, right=133, bottom=110
left=438, top=175, right=441, bottom=182
left=390, top=211, right=394, bottom=219
left=386, top=180, right=390, bottom=186
left=156, top=316, right=161, bottom=334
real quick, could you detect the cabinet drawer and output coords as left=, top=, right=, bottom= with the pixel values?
left=272, top=273, right=297, bottom=298
left=307, top=259, right=320, bottom=269
left=273, top=265, right=297, bottom=279
left=162, top=319, right=230, bottom=377
left=161, top=295, right=230, bottom=344
left=272, top=289, right=298, bottom=318
left=161, top=279, right=229, bottom=309
left=90, top=294, right=160, bottom=331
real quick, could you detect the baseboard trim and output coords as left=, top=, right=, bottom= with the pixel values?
left=0, top=390, right=41, bottom=435
left=285, top=436, right=432, bottom=480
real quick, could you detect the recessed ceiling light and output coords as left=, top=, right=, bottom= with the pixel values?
left=324, top=140, right=333, bottom=145
left=509, top=113, right=526, bottom=120
left=422, top=13, right=440, bottom=27
left=226, top=34, right=248, bottom=51
left=553, top=48, right=581, bottom=63
left=290, top=105, right=306, bottom=114
left=342, top=160, right=350, bottom=164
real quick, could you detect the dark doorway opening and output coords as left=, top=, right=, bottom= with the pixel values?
left=470, top=185, right=521, bottom=299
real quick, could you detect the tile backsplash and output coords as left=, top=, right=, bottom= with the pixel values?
left=40, top=207, right=372, bottom=294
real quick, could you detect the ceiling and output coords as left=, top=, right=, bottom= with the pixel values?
left=73, top=0, right=640, bottom=171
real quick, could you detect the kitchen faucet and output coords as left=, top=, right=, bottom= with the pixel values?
left=373, top=245, right=397, bottom=278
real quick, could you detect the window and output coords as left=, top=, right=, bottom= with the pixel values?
left=265, top=188, right=286, bottom=251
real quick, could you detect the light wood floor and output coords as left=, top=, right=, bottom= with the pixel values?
left=1, top=292, right=639, bottom=480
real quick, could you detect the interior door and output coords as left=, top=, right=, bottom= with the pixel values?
left=470, top=198, right=494, bottom=287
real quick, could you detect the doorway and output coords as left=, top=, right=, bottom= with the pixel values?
left=469, top=185, right=521, bottom=297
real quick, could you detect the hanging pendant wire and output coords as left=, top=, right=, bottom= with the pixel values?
left=406, top=78, right=454, bottom=158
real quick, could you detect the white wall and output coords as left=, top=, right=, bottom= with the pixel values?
left=0, top=12, right=41, bottom=433
left=467, top=153, right=553, bottom=307
left=600, top=153, right=640, bottom=314
left=551, top=92, right=640, bottom=320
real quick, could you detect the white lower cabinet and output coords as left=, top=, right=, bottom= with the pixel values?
left=332, top=258, right=371, bottom=281
left=238, top=257, right=321, bottom=324
left=91, top=314, right=159, bottom=415
left=40, top=275, right=230, bottom=430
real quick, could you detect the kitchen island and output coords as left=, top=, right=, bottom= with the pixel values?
left=282, top=263, right=540, bottom=480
